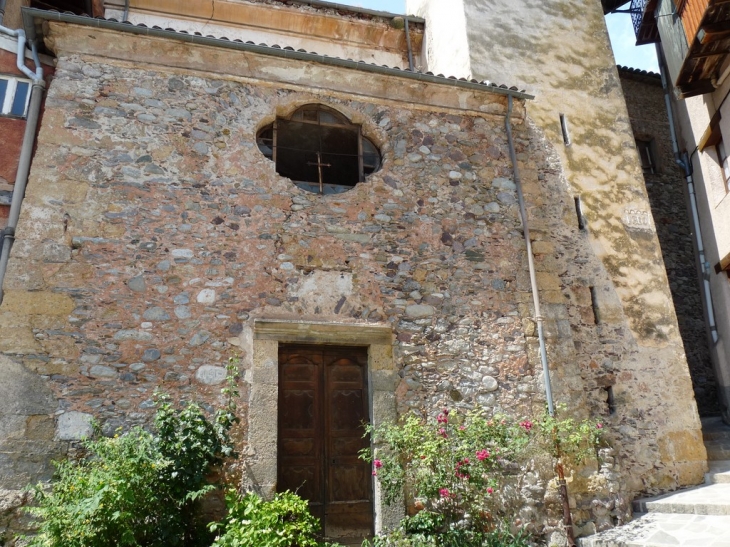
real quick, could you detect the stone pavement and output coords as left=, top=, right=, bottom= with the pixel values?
left=580, top=417, right=730, bottom=547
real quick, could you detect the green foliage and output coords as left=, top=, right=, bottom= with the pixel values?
left=363, top=518, right=532, bottom=547
left=210, top=491, right=327, bottom=547
left=532, top=404, right=605, bottom=465
left=23, top=362, right=240, bottom=547
left=361, top=406, right=603, bottom=545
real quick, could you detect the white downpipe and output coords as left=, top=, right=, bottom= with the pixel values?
left=0, top=21, right=45, bottom=303
left=0, top=27, right=43, bottom=82
left=657, top=45, right=719, bottom=345
left=686, top=160, right=720, bottom=344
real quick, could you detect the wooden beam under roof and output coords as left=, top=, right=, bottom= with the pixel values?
left=602, top=0, right=628, bottom=14
left=30, top=0, right=103, bottom=16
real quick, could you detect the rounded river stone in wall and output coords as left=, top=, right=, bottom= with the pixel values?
left=482, top=376, right=499, bottom=392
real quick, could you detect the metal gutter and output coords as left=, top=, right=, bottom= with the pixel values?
left=21, top=8, right=533, bottom=101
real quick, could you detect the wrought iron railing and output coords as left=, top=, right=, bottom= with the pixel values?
left=630, top=0, right=650, bottom=38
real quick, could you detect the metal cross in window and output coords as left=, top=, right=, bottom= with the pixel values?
left=307, top=152, right=331, bottom=194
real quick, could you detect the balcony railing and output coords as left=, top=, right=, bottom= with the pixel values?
left=630, top=0, right=660, bottom=44
left=631, top=0, right=649, bottom=36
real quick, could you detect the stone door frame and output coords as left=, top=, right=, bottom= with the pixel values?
left=247, top=318, right=402, bottom=534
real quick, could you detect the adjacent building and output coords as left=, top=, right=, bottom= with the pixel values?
left=629, top=0, right=730, bottom=423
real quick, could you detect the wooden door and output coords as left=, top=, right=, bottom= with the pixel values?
left=278, top=345, right=373, bottom=543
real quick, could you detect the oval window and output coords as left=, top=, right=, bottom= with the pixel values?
left=257, top=105, right=381, bottom=195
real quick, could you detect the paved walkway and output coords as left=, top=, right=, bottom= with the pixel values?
left=579, top=417, right=730, bottom=547
left=580, top=513, right=730, bottom=547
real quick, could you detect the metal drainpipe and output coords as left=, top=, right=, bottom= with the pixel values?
left=123, top=0, right=130, bottom=22
left=404, top=16, right=414, bottom=71
left=505, top=95, right=555, bottom=416
left=506, top=96, right=577, bottom=547
left=0, top=27, right=45, bottom=303
left=658, top=49, right=719, bottom=345
left=0, top=0, right=6, bottom=27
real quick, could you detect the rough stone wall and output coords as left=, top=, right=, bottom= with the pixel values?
left=0, top=22, right=710, bottom=542
left=0, top=47, right=632, bottom=538
left=408, top=0, right=707, bottom=495
left=618, top=68, right=718, bottom=416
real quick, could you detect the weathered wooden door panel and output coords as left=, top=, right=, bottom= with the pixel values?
left=278, top=347, right=324, bottom=521
left=278, top=345, right=373, bottom=542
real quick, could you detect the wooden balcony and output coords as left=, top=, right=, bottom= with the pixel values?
left=675, top=0, right=730, bottom=98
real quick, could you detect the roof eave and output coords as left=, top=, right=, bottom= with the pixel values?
left=21, top=7, right=534, bottom=101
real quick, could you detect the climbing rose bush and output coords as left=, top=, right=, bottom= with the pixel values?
left=361, top=406, right=603, bottom=544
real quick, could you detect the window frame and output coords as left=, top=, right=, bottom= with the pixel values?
left=636, top=138, right=656, bottom=175
left=257, top=104, right=381, bottom=194
left=0, top=75, right=32, bottom=118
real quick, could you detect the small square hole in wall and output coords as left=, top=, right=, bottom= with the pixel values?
left=590, top=286, right=600, bottom=325
left=574, top=196, right=585, bottom=231
left=604, top=386, right=616, bottom=415
left=636, top=139, right=656, bottom=175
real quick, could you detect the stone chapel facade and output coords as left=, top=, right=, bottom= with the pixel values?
left=0, top=0, right=710, bottom=543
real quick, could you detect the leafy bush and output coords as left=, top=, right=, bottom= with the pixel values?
left=365, top=518, right=532, bottom=547
left=361, top=406, right=603, bottom=545
left=210, top=491, right=331, bottom=547
left=23, top=363, right=240, bottom=547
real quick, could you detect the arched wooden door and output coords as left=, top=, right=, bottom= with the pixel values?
left=277, top=344, right=373, bottom=543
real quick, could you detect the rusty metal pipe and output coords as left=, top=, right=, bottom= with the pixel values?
left=506, top=95, right=576, bottom=546
left=404, top=15, right=414, bottom=71
left=505, top=95, right=555, bottom=417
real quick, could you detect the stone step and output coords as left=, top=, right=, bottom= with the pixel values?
left=705, top=440, right=730, bottom=461
left=701, top=416, right=730, bottom=442
left=706, top=460, right=730, bottom=484
left=578, top=513, right=730, bottom=547
left=632, top=483, right=730, bottom=515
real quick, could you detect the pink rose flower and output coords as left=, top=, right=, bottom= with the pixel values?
left=373, top=459, right=383, bottom=469
left=439, top=488, right=450, bottom=498
left=476, top=449, right=490, bottom=461
left=487, top=487, right=494, bottom=494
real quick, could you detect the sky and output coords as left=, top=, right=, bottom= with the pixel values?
left=337, top=0, right=660, bottom=73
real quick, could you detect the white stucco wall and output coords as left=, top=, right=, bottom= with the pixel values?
left=672, top=83, right=730, bottom=420
left=405, top=0, right=471, bottom=78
